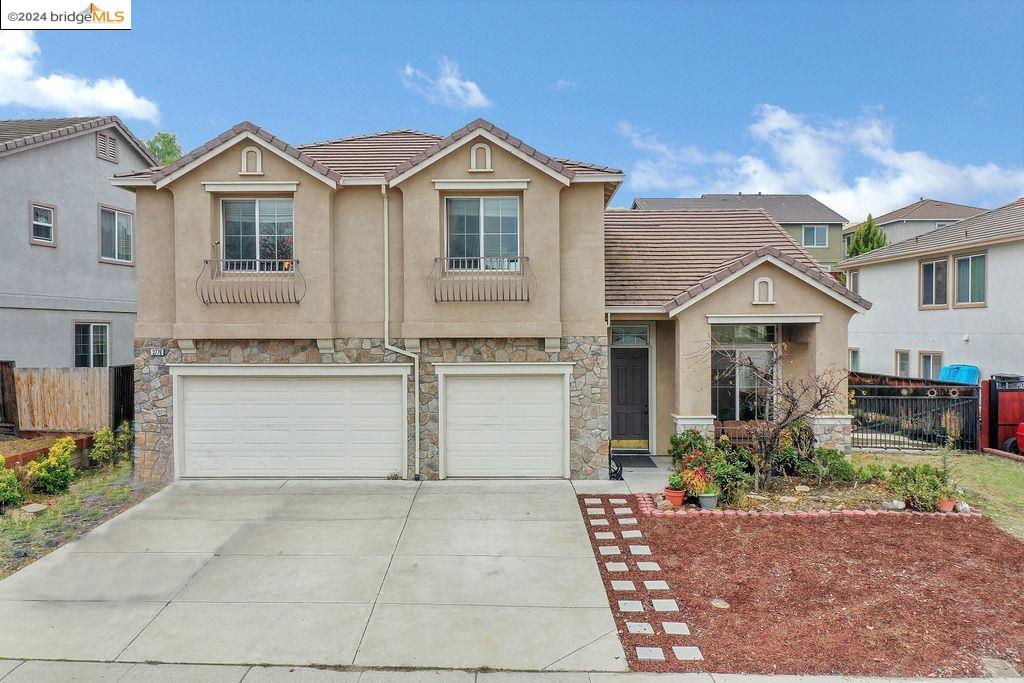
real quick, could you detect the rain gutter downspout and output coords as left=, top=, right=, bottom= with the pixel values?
left=381, top=184, right=421, bottom=479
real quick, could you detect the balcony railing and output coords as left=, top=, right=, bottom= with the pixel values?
left=429, top=257, right=534, bottom=302
left=196, top=259, right=306, bottom=304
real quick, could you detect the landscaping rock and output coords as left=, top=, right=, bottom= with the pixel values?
left=882, top=500, right=906, bottom=511
left=955, top=501, right=971, bottom=513
left=657, top=499, right=674, bottom=511
left=711, top=598, right=731, bottom=609
left=779, top=496, right=799, bottom=504
left=19, top=503, right=47, bottom=518
left=794, top=485, right=811, bottom=493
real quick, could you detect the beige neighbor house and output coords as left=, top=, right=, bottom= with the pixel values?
left=114, top=119, right=867, bottom=482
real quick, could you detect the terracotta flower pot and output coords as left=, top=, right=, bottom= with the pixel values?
left=937, top=499, right=956, bottom=513
left=664, top=487, right=685, bottom=506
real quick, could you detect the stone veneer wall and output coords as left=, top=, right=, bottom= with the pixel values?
left=134, top=336, right=609, bottom=482
left=809, top=415, right=854, bottom=453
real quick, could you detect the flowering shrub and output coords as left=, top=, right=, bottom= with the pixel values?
left=29, top=436, right=77, bottom=494
left=90, top=427, right=119, bottom=467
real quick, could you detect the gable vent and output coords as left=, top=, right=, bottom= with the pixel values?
left=96, top=131, right=118, bottom=162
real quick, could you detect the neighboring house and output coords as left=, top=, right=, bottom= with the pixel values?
left=605, top=208, right=868, bottom=456
left=0, top=117, right=156, bottom=368
left=842, top=197, right=985, bottom=252
left=836, top=198, right=1024, bottom=381
left=632, top=194, right=848, bottom=271
left=114, top=119, right=866, bottom=482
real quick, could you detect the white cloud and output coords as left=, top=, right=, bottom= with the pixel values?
left=618, top=105, right=1024, bottom=219
left=402, top=57, right=491, bottom=109
left=551, top=78, right=578, bottom=91
left=0, top=30, right=159, bottom=124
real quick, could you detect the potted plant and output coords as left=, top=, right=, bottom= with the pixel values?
left=937, top=485, right=957, bottom=513
left=697, top=482, right=721, bottom=510
left=664, top=471, right=686, bottom=506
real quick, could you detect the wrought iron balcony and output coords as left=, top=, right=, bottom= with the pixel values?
left=196, top=259, right=306, bottom=304
left=429, top=257, right=534, bottom=302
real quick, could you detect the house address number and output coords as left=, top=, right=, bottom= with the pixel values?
left=150, top=348, right=167, bottom=357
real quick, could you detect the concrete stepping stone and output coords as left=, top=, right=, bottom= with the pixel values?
left=672, top=646, right=704, bottom=661
left=598, top=546, right=621, bottom=555
left=652, top=599, right=679, bottom=612
left=629, top=545, right=651, bottom=555
left=610, top=580, right=635, bottom=591
left=644, top=580, right=669, bottom=590
left=613, top=507, right=633, bottom=515
left=605, top=562, right=628, bottom=572
left=663, top=621, right=690, bottom=635
left=621, top=529, right=643, bottom=539
left=620, top=518, right=638, bottom=525
left=590, top=519, right=609, bottom=526
left=626, top=621, right=654, bottom=634
left=636, top=646, right=665, bottom=661
left=610, top=498, right=628, bottom=504
left=584, top=498, right=602, bottom=504
left=618, top=600, right=644, bottom=612
left=587, top=508, right=605, bottom=515
left=637, top=561, right=661, bottom=571
left=594, top=532, right=615, bottom=540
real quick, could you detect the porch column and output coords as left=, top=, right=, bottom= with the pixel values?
left=805, top=319, right=854, bottom=452
left=672, top=314, right=715, bottom=436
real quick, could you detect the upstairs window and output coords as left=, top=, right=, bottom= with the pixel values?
left=802, top=225, right=828, bottom=248
left=847, top=270, right=860, bottom=294
left=74, top=323, right=108, bottom=368
left=31, top=203, right=55, bottom=245
left=445, top=196, right=519, bottom=270
left=96, top=131, right=118, bottom=162
left=222, top=198, right=294, bottom=271
left=920, top=258, right=948, bottom=307
left=955, top=254, right=985, bottom=305
left=100, top=207, right=133, bottom=264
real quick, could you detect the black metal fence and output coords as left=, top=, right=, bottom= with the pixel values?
left=849, top=382, right=980, bottom=450
left=109, top=364, right=134, bottom=428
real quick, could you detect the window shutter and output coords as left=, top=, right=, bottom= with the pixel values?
left=96, top=132, right=118, bottom=162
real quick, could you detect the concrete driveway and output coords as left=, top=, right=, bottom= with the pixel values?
left=0, top=479, right=626, bottom=672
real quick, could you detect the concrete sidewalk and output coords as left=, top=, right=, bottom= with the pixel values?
left=0, top=479, right=623, bottom=671
left=0, top=660, right=1015, bottom=681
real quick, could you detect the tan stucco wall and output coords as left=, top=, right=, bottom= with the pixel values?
left=671, top=262, right=854, bottom=417
left=135, top=134, right=606, bottom=341
left=654, top=319, right=676, bottom=454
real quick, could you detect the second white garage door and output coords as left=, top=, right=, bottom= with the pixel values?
left=176, top=371, right=407, bottom=478
left=441, top=370, right=568, bottom=478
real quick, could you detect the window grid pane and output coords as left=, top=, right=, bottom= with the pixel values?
left=92, top=325, right=108, bottom=368
left=100, top=209, right=116, bottom=259
left=116, top=212, right=132, bottom=261
left=74, top=324, right=90, bottom=368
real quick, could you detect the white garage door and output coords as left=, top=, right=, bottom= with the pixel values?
left=442, top=373, right=567, bottom=477
left=178, top=374, right=406, bottom=478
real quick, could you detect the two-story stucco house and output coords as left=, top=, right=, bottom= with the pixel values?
left=114, top=119, right=867, bottom=482
left=632, top=194, right=849, bottom=271
left=837, top=198, right=1023, bottom=381
left=0, top=117, right=156, bottom=368
left=841, top=197, right=986, bottom=253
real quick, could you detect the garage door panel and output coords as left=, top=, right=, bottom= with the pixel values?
left=179, top=374, right=405, bottom=478
left=443, top=373, right=566, bottom=478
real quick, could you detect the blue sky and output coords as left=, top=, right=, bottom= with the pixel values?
left=1, top=0, right=1022, bottom=215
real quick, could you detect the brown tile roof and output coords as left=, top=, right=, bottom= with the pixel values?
left=0, top=115, right=157, bottom=165
left=634, top=194, right=847, bottom=224
left=605, top=209, right=868, bottom=310
left=838, top=197, right=1024, bottom=268
left=144, top=121, right=342, bottom=185
left=298, top=130, right=443, bottom=178
left=842, top=198, right=986, bottom=234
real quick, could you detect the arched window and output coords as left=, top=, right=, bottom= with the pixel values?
left=753, top=276, right=774, bottom=304
left=240, top=146, right=263, bottom=175
left=469, top=142, right=492, bottom=172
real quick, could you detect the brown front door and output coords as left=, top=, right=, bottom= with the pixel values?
left=611, top=347, right=649, bottom=446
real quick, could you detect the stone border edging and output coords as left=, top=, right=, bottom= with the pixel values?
left=983, top=447, right=1024, bottom=464
left=635, top=493, right=987, bottom=520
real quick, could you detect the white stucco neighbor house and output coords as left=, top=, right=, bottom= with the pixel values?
left=836, top=198, right=1024, bottom=381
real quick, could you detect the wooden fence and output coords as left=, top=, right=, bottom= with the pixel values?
left=0, top=361, right=18, bottom=436
left=14, top=367, right=112, bottom=432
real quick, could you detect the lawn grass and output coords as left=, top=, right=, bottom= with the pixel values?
left=852, top=450, right=1024, bottom=539
left=0, top=462, right=162, bottom=579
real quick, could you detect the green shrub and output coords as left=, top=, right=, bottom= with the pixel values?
left=0, top=456, right=24, bottom=508
left=774, top=444, right=801, bottom=476
left=709, top=449, right=753, bottom=503
left=888, top=464, right=950, bottom=511
left=90, top=427, right=119, bottom=467
left=799, top=448, right=855, bottom=485
left=114, top=420, right=133, bottom=458
left=854, top=462, right=889, bottom=487
left=29, top=437, right=77, bottom=494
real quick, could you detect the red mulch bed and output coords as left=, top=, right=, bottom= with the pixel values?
left=579, top=494, right=1024, bottom=676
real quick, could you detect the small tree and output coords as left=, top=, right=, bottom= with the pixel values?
left=847, top=214, right=887, bottom=257
left=146, top=131, right=183, bottom=165
left=707, top=341, right=847, bottom=491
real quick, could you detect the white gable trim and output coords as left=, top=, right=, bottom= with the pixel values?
left=388, top=128, right=570, bottom=187
left=154, top=131, right=337, bottom=190
left=571, top=173, right=624, bottom=184
left=666, top=254, right=867, bottom=317
left=201, top=180, right=299, bottom=193
left=707, top=314, right=822, bottom=324
left=432, top=179, right=529, bottom=191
